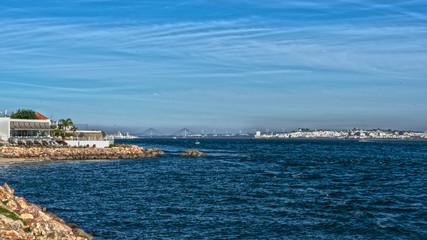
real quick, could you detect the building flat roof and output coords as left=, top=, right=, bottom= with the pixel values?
left=10, top=121, right=51, bottom=131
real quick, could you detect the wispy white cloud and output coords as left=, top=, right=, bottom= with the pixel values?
left=1, top=15, right=426, bottom=81
left=0, top=80, right=129, bottom=93
left=342, top=0, right=427, bottom=21
left=0, top=0, right=426, bottom=129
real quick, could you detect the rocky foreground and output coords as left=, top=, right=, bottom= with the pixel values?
left=0, top=145, right=164, bottom=162
left=0, top=183, right=92, bottom=240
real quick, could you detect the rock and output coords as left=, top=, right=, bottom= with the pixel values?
left=73, top=228, right=93, bottom=240
left=31, top=222, right=51, bottom=237
left=20, top=213, right=34, bottom=220
left=0, top=214, right=24, bottom=231
left=0, top=229, right=34, bottom=240
left=153, top=148, right=164, bottom=155
left=1, top=183, right=92, bottom=240
left=15, top=197, right=29, bottom=209
left=0, top=183, right=14, bottom=201
left=3, top=183, right=14, bottom=195
left=179, top=149, right=208, bottom=156
left=67, top=222, right=78, bottom=228
left=20, top=204, right=40, bottom=218
left=5, top=197, right=20, bottom=211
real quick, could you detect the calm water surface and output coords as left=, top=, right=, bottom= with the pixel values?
left=1, top=139, right=426, bottom=239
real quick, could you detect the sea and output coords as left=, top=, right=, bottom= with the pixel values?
left=1, top=139, right=426, bottom=239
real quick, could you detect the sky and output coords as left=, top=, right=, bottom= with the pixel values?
left=1, top=0, right=426, bottom=133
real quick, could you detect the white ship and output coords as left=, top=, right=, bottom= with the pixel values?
left=105, top=131, right=137, bottom=140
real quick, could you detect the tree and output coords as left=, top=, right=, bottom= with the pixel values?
left=10, top=109, right=38, bottom=119
left=51, top=125, right=60, bottom=137
left=57, top=118, right=75, bottom=139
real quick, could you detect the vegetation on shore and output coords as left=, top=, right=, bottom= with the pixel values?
left=10, top=109, right=38, bottom=119
left=51, top=118, right=77, bottom=139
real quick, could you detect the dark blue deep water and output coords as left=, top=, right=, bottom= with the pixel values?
left=1, top=139, right=426, bottom=239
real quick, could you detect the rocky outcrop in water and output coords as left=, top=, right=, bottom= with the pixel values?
left=179, top=150, right=208, bottom=156
left=0, top=183, right=92, bottom=240
left=0, top=145, right=164, bottom=161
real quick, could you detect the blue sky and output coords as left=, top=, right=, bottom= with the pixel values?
left=1, top=0, right=426, bottom=133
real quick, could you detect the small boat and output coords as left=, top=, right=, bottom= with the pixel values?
left=195, top=140, right=200, bottom=145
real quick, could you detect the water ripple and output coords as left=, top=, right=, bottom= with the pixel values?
left=1, top=139, right=426, bottom=239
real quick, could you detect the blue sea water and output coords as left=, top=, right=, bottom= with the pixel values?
left=1, top=139, right=426, bottom=239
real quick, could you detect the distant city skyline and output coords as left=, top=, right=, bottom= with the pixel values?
left=1, top=0, right=426, bottom=131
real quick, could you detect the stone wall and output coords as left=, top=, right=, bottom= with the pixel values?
left=0, top=145, right=164, bottom=161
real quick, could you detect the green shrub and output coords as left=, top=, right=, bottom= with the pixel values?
left=0, top=207, right=25, bottom=224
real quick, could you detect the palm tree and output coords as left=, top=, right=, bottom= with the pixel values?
left=58, top=118, right=74, bottom=139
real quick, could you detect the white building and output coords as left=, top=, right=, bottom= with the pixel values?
left=0, top=117, right=10, bottom=141
left=0, top=116, right=52, bottom=142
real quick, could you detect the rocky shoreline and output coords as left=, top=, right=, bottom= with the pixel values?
left=0, top=147, right=209, bottom=239
left=0, top=145, right=164, bottom=163
left=1, top=183, right=92, bottom=240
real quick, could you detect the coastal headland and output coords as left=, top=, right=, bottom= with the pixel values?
left=0, top=145, right=164, bottom=163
